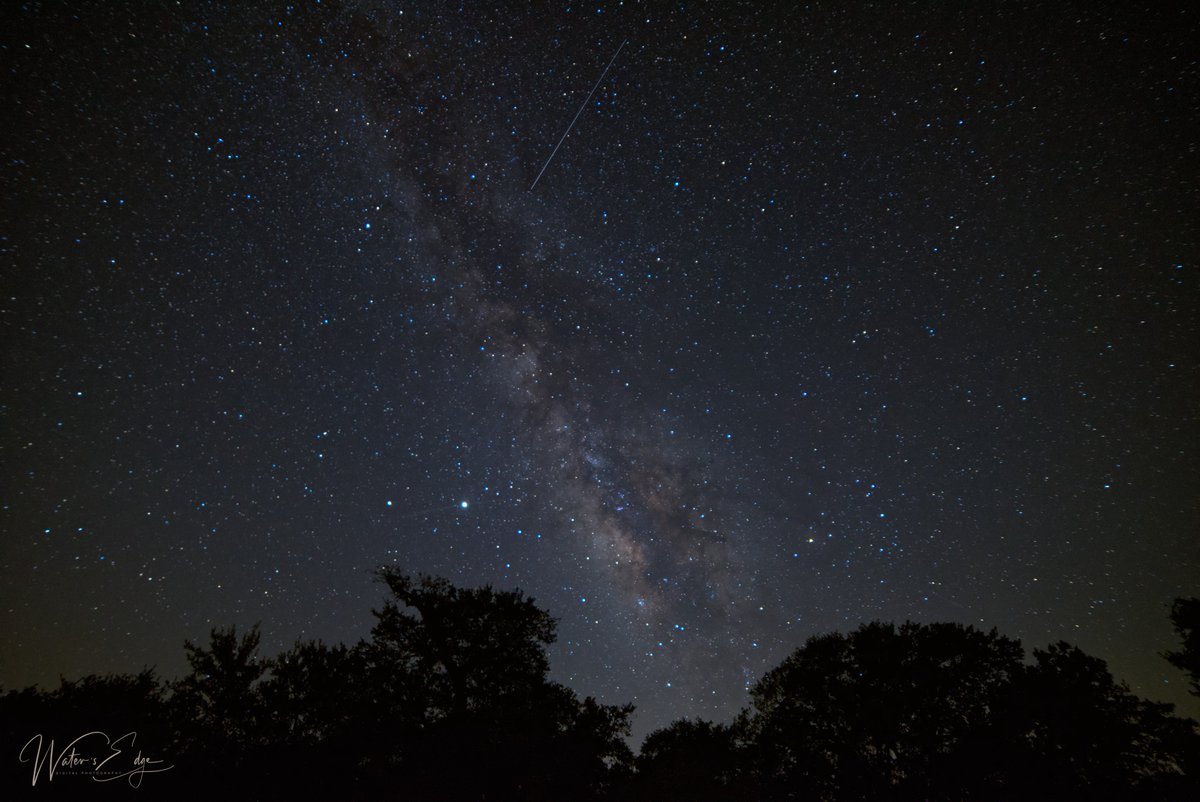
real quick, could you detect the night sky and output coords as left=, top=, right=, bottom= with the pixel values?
left=3, top=2, right=1197, bottom=741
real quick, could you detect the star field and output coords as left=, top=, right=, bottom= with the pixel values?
left=2, top=1, right=1197, bottom=741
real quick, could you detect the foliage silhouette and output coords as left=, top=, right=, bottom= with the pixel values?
left=625, top=620, right=1200, bottom=801
left=172, top=624, right=267, bottom=750
left=1165, top=597, right=1200, bottom=698
left=350, top=568, right=634, bottom=799
left=366, top=569, right=557, bottom=718
left=0, top=670, right=171, bottom=796
left=1006, top=641, right=1200, bottom=799
left=735, top=621, right=1026, bottom=800
left=628, top=718, right=743, bottom=800
left=1, top=574, right=1197, bottom=800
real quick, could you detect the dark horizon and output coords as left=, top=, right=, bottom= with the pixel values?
left=3, top=572, right=1197, bottom=798
left=5, top=566, right=1199, bottom=745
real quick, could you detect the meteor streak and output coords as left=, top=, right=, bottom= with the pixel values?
left=529, top=38, right=629, bottom=191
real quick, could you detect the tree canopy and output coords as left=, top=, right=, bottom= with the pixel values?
left=1166, top=597, right=1200, bottom=698
left=624, top=617, right=1200, bottom=801
left=2, top=577, right=1196, bottom=800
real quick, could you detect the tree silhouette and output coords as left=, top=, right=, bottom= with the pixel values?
left=366, top=569, right=556, bottom=717
left=724, top=620, right=1200, bottom=800
left=1165, top=597, right=1200, bottom=698
left=169, top=623, right=267, bottom=772
left=258, top=639, right=360, bottom=747
left=1007, top=641, right=1200, bottom=799
left=737, top=621, right=1025, bottom=800
left=628, top=718, right=743, bottom=801
left=0, top=670, right=171, bottom=793
left=4, top=574, right=1197, bottom=799
left=357, top=568, right=633, bottom=800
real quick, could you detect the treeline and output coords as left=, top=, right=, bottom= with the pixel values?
left=2, top=569, right=1197, bottom=800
